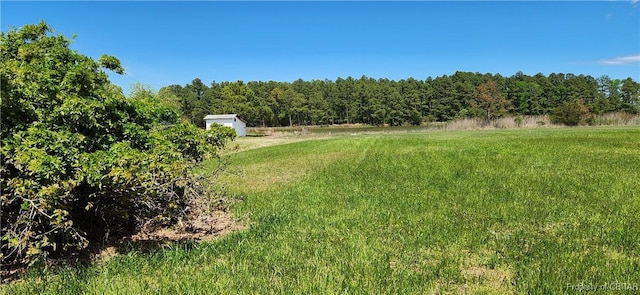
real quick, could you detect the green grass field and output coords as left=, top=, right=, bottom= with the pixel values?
left=5, top=127, right=640, bottom=294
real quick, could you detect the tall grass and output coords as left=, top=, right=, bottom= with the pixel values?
left=442, top=114, right=640, bottom=130
left=249, top=114, right=640, bottom=135
left=590, top=112, right=640, bottom=126
left=4, top=127, right=639, bottom=294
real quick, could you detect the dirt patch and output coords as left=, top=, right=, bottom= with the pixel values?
left=460, top=265, right=513, bottom=291
left=227, top=133, right=335, bottom=153
left=92, top=209, right=245, bottom=264
left=4, top=209, right=243, bottom=283
left=133, top=209, right=243, bottom=242
left=425, top=247, right=514, bottom=294
left=430, top=264, right=514, bottom=295
left=458, top=249, right=514, bottom=293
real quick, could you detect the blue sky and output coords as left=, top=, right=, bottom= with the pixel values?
left=2, top=1, right=639, bottom=95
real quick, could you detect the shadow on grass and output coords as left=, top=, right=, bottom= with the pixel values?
left=2, top=220, right=234, bottom=284
left=112, top=237, right=200, bottom=256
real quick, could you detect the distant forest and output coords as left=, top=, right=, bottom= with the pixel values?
left=152, top=71, right=639, bottom=127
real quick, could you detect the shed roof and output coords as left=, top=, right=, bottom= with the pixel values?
left=203, top=114, right=246, bottom=123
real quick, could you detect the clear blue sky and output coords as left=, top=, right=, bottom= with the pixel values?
left=2, top=1, right=639, bottom=95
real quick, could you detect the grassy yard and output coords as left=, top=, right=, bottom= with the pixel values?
left=5, top=127, right=640, bottom=294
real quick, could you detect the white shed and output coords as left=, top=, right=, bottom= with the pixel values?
left=204, top=114, right=247, bottom=136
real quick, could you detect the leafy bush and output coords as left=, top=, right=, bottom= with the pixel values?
left=550, top=99, right=590, bottom=126
left=514, top=116, right=524, bottom=127
left=1, top=22, right=235, bottom=268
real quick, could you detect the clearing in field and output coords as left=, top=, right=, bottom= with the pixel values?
left=5, top=127, right=640, bottom=294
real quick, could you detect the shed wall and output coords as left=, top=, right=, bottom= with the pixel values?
left=205, top=117, right=246, bottom=136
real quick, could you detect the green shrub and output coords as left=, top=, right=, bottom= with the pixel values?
left=550, top=99, right=590, bottom=126
left=1, top=22, right=235, bottom=268
left=514, top=115, right=524, bottom=127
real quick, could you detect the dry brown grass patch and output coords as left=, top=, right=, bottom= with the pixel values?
left=223, top=151, right=349, bottom=192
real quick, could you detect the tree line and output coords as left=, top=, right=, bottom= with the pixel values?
left=157, top=72, right=640, bottom=127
